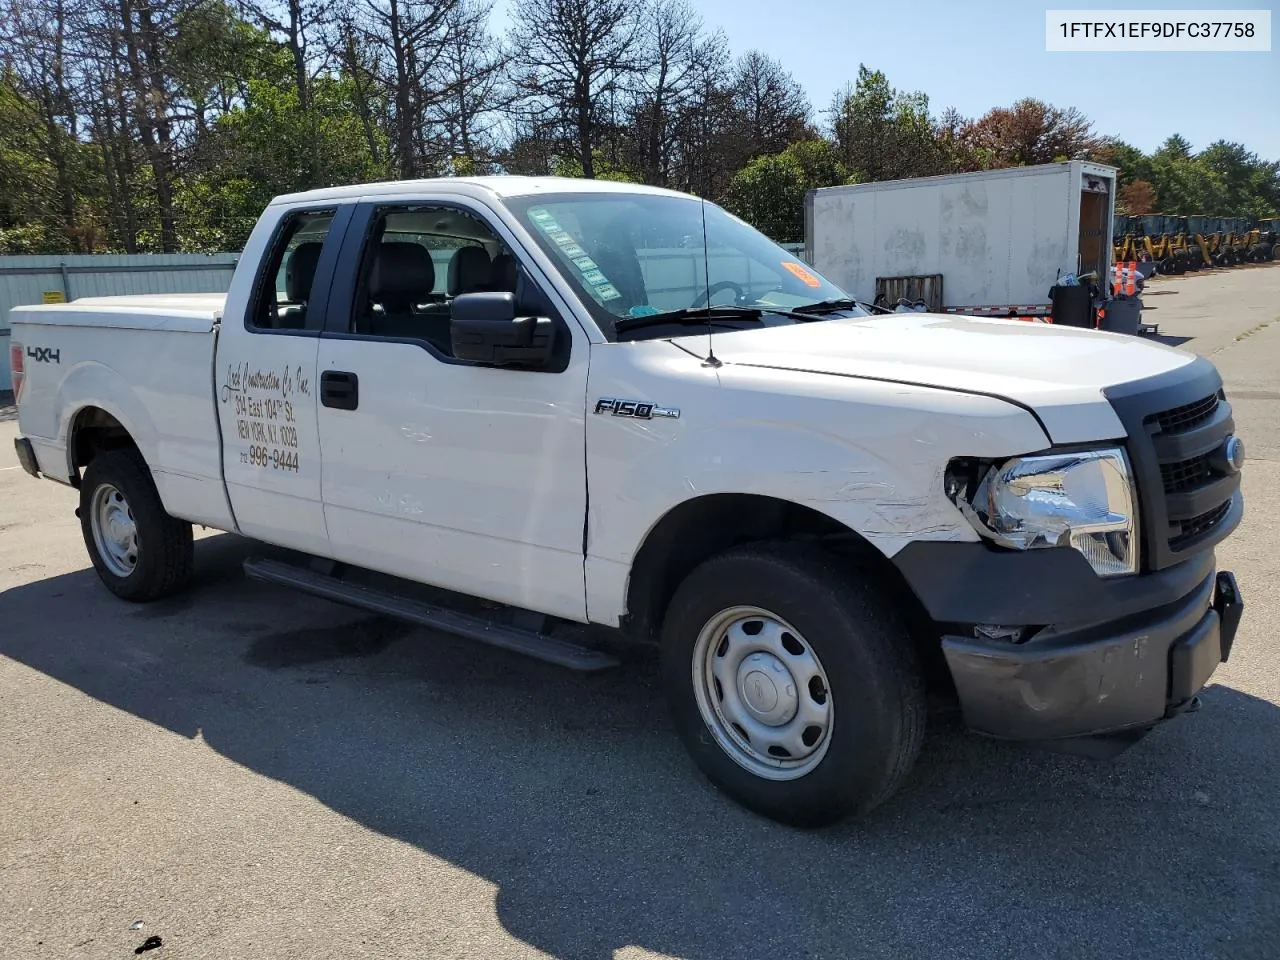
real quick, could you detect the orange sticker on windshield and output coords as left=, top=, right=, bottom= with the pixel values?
left=782, top=261, right=821, bottom=287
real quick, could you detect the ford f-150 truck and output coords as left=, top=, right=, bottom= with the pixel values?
left=9, top=177, right=1245, bottom=827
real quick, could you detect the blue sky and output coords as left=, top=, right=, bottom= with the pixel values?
left=492, top=0, right=1279, bottom=160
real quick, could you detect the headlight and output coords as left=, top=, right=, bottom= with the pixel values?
left=946, top=448, right=1138, bottom=577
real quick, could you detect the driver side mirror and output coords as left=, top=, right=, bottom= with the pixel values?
left=450, top=292, right=556, bottom=367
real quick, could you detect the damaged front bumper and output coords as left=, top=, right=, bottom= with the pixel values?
left=941, top=568, right=1242, bottom=742
left=893, top=542, right=1245, bottom=745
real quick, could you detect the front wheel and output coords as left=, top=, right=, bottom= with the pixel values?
left=660, top=544, right=926, bottom=827
left=80, top=450, right=194, bottom=602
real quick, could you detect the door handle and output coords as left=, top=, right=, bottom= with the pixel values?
left=321, top=370, right=359, bottom=410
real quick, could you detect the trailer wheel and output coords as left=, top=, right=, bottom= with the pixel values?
left=660, top=542, right=926, bottom=827
left=80, top=450, right=194, bottom=602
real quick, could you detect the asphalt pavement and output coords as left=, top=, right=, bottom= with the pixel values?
left=1, top=264, right=1278, bottom=959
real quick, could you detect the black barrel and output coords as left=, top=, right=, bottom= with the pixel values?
left=1049, top=283, right=1094, bottom=328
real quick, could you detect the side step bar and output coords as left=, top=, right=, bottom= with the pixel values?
left=243, top=557, right=620, bottom=672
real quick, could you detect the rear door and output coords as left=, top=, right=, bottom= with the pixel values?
left=216, top=204, right=351, bottom=555
left=314, top=196, right=591, bottom=620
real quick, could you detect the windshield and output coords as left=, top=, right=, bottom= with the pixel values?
left=502, top=192, right=868, bottom=340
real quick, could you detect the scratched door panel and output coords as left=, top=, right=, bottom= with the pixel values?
left=313, top=197, right=591, bottom=620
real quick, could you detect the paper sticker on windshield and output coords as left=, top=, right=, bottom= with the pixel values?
left=527, top=210, right=618, bottom=298
left=782, top=261, right=822, bottom=288
left=629, top=305, right=659, bottom=317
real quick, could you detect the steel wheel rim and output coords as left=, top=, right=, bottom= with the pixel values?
left=691, top=605, right=834, bottom=781
left=90, top=483, right=138, bottom=578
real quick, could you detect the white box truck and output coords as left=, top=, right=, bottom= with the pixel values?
left=805, top=161, right=1117, bottom=321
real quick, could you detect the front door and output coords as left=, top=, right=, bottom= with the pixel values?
left=315, top=198, right=590, bottom=620
left=216, top=204, right=350, bottom=556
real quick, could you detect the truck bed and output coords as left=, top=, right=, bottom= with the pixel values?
left=11, top=293, right=225, bottom=332
left=11, top=292, right=234, bottom=531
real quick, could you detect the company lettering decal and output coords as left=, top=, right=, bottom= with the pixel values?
left=220, top=360, right=310, bottom=473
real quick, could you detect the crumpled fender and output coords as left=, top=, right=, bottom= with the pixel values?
left=582, top=342, right=1054, bottom=625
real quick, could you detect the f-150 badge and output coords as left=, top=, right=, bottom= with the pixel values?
left=594, top=398, right=680, bottom=420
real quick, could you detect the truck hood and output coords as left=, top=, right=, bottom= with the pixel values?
left=706, top=312, right=1197, bottom=444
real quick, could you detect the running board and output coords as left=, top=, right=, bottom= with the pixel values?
left=243, top=557, right=620, bottom=672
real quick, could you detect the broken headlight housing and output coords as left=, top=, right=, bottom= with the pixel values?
left=945, top=448, right=1138, bottom=577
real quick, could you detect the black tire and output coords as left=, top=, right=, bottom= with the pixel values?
left=1185, top=247, right=1202, bottom=271
left=79, top=449, right=194, bottom=602
left=659, top=543, right=926, bottom=828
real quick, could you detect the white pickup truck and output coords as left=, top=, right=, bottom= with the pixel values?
left=9, top=177, right=1245, bottom=826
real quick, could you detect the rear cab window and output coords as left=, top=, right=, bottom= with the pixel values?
left=250, top=209, right=337, bottom=332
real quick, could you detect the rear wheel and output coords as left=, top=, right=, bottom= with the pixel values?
left=660, top=543, right=926, bottom=827
left=80, top=450, right=193, bottom=601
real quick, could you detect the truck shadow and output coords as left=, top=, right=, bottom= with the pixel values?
left=2, top=534, right=1278, bottom=959
left=1146, top=333, right=1195, bottom=348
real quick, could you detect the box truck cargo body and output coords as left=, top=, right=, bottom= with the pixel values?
left=805, top=161, right=1117, bottom=318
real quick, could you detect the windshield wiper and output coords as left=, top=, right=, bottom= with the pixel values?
left=790, top=298, right=867, bottom=315
left=614, top=306, right=764, bottom=334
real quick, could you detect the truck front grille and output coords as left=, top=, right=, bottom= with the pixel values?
left=1169, top=501, right=1232, bottom=551
left=1160, top=454, right=1212, bottom=493
left=1149, top=392, right=1221, bottom=434
left=1104, top=360, right=1242, bottom=571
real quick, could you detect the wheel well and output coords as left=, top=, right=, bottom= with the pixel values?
left=69, top=407, right=138, bottom=482
left=623, top=493, right=948, bottom=690
left=625, top=494, right=909, bottom=627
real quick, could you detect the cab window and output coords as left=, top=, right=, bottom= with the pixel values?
left=250, top=209, right=336, bottom=331
left=350, top=205, right=521, bottom=356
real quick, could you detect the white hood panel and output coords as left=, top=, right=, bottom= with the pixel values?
left=706, top=313, right=1197, bottom=444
